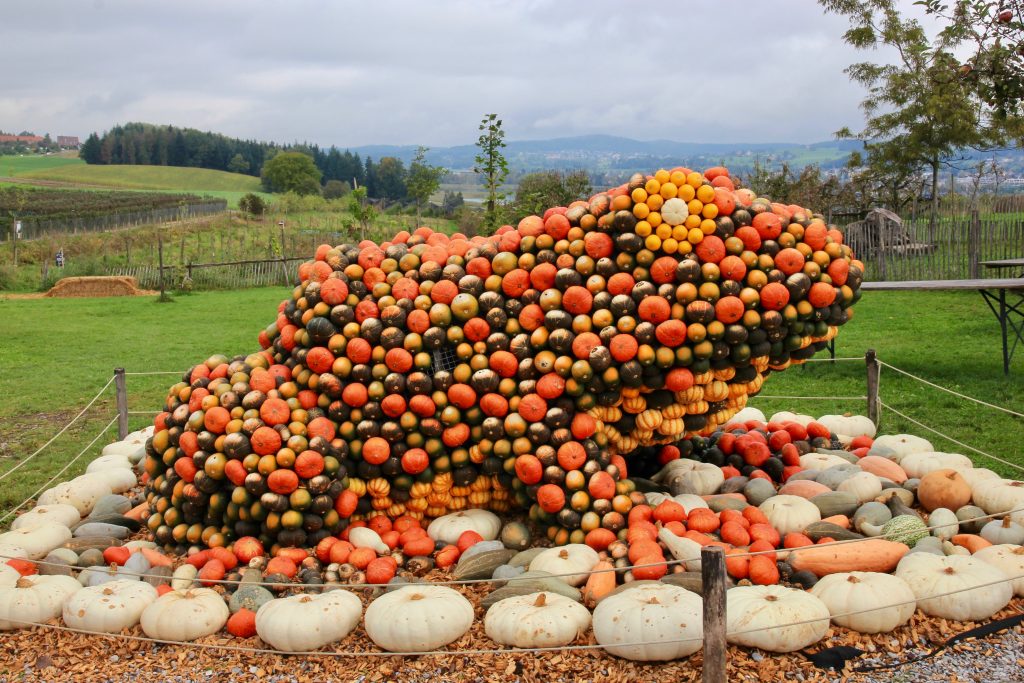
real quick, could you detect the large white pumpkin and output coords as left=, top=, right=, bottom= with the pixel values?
left=86, top=454, right=134, bottom=473
left=0, top=564, right=21, bottom=588
left=799, top=453, right=851, bottom=471
left=80, top=469, right=136, bottom=495
left=426, top=509, right=501, bottom=544
left=768, top=411, right=814, bottom=426
left=836, top=472, right=883, bottom=504
left=62, top=580, right=157, bottom=633
left=0, top=522, right=72, bottom=560
left=895, top=553, right=1012, bottom=621
left=255, top=590, right=362, bottom=652
left=485, top=592, right=591, bottom=648
left=867, top=434, right=933, bottom=461
left=898, top=452, right=973, bottom=479
left=0, top=575, right=81, bottom=630
left=593, top=583, right=703, bottom=661
left=726, top=585, right=830, bottom=653
left=817, top=414, right=876, bottom=439
left=37, top=476, right=109, bottom=515
left=810, top=572, right=915, bottom=633
left=140, top=588, right=229, bottom=641
left=758, top=495, right=821, bottom=536
left=11, top=504, right=81, bottom=531
left=971, top=545, right=1024, bottom=597
left=528, top=544, right=600, bottom=586
left=656, top=459, right=724, bottom=496
left=972, top=479, right=1024, bottom=526
left=364, top=585, right=473, bottom=652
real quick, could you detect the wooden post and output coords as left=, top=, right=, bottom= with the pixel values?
left=701, top=545, right=727, bottom=683
left=865, top=349, right=880, bottom=427
left=875, top=213, right=887, bottom=280
left=968, top=209, right=981, bottom=279
left=158, top=233, right=166, bottom=300
left=114, top=368, right=128, bottom=440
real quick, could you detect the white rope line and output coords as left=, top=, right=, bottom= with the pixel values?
left=798, top=357, right=867, bottom=363
left=752, top=395, right=868, bottom=401
left=123, top=371, right=185, bottom=377
left=1, top=571, right=1021, bottom=659
left=878, top=360, right=1024, bottom=419
left=4, top=505, right=1021, bottom=591
left=879, top=401, right=1024, bottom=476
left=0, top=416, right=119, bottom=524
left=0, top=376, right=116, bottom=484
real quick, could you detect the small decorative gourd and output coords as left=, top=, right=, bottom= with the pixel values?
left=528, top=545, right=600, bottom=586
left=62, top=580, right=157, bottom=633
left=758, top=495, right=821, bottom=536
left=364, top=585, right=473, bottom=652
left=485, top=592, right=591, bottom=648
left=593, top=583, right=703, bottom=661
left=255, top=590, right=362, bottom=652
left=140, top=588, right=229, bottom=641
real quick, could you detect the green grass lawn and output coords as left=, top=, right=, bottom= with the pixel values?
left=0, top=288, right=1021, bottom=522
left=0, top=152, right=81, bottom=177
left=19, top=163, right=262, bottom=193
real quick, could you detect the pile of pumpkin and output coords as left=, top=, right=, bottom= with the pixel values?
left=143, top=166, right=863, bottom=554
left=0, top=414, right=1022, bottom=660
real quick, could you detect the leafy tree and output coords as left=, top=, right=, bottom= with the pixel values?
left=347, top=186, right=377, bottom=240
left=238, top=193, right=267, bottom=217
left=79, top=133, right=101, bottom=164
left=375, top=156, right=408, bottom=201
left=227, top=153, right=250, bottom=174
left=473, top=113, right=509, bottom=230
left=513, top=170, right=592, bottom=217
left=323, top=179, right=351, bottom=200
left=441, top=190, right=465, bottom=217
left=260, top=152, right=322, bottom=195
left=406, top=146, right=448, bottom=223
left=823, top=0, right=1024, bottom=226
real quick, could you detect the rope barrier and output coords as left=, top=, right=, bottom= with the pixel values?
left=4, top=505, right=1022, bottom=591
left=122, top=371, right=185, bottom=377
left=797, top=357, right=867, bottom=363
left=878, top=360, right=1024, bottom=419
left=0, top=376, right=116, bottom=485
left=0, top=571, right=1020, bottom=660
left=752, top=395, right=868, bottom=401
left=0, top=416, right=119, bottom=524
left=879, top=401, right=1024, bottom=476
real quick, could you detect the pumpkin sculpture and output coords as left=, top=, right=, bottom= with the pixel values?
left=143, top=166, right=862, bottom=551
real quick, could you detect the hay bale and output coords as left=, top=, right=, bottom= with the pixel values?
left=45, top=276, right=143, bottom=298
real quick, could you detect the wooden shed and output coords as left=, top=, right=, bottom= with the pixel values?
left=843, top=208, right=935, bottom=260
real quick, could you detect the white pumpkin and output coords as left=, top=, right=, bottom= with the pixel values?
left=0, top=545, right=28, bottom=562
left=972, top=479, right=1024, bottom=525
left=725, top=407, right=767, bottom=426
left=973, top=545, right=1024, bottom=596
left=255, top=590, right=362, bottom=652
left=980, top=517, right=1024, bottom=546
left=140, top=588, right=229, bottom=641
left=364, top=585, right=473, bottom=652
left=37, top=476, right=109, bottom=515
left=895, top=553, right=1012, bottom=621
left=347, top=527, right=389, bottom=554
left=758, top=495, right=821, bottom=536
left=86, top=454, right=134, bottom=473
left=670, top=494, right=710, bottom=514
left=101, top=439, right=146, bottom=463
left=768, top=411, right=815, bottom=426
left=898, top=451, right=973, bottom=479
left=11, top=504, right=81, bottom=531
left=528, top=544, right=600, bottom=586
left=658, top=528, right=703, bottom=571
left=657, top=459, right=723, bottom=496
left=927, top=508, right=960, bottom=541
left=80, top=469, right=136, bottom=495
left=867, top=434, right=933, bottom=461
left=837, top=471, right=883, bottom=504
left=726, top=584, right=830, bottom=653
left=427, top=509, right=501, bottom=544
left=485, top=592, right=591, bottom=648
left=0, top=564, right=21, bottom=588
left=62, top=580, right=157, bottom=633
left=799, top=452, right=851, bottom=471
left=817, top=413, right=876, bottom=439
left=0, top=522, right=72, bottom=560
left=593, top=583, right=703, bottom=661
left=810, top=572, right=916, bottom=633
left=0, top=575, right=82, bottom=630
left=959, top=467, right=1000, bottom=488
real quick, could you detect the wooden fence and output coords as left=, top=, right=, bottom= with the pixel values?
left=8, top=200, right=228, bottom=240
left=846, top=212, right=1024, bottom=281
left=111, top=257, right=308, bottom=290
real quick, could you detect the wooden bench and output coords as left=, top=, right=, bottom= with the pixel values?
left=860, top=278, right=1024, bottom=375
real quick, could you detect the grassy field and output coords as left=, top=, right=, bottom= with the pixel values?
left=0, top=288, right=1021, bottom=520
left=0, top=152, right=81, bottom=176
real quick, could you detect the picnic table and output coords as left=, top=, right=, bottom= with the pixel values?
left=980, top=257, right=1024, bottom=277
left=860, top=278, right=1024, bottom=375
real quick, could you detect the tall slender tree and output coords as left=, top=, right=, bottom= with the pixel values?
left=473, top=114, right=509, bottom=230
left=406, top=146, right=448, bottom=224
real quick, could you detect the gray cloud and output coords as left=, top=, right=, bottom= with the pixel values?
left=2, top=0, right=904, bottom=147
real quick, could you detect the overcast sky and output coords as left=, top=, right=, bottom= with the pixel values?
left=2, top=1, right=924, bottom=148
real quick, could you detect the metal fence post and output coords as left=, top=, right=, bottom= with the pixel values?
left=701, top=545, right=727, bottom=683
left=114, top=368, right=128, bottom=440
left=865, top=349, right=880, bottom=427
